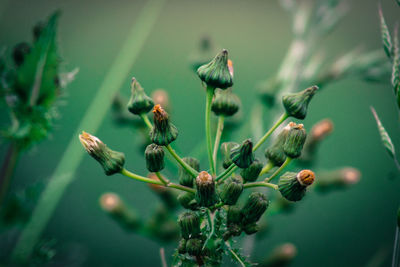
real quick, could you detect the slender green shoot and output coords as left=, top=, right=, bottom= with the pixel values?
left=213, top=116, right=224, bottom=173
left=205, top=85, right=216, bottom=175
left=265, top=157, right=292, bottom=182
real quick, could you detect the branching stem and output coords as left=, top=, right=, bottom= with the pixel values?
left=265, top=157, right=292, bottom=182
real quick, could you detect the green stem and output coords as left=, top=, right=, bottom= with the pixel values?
left=265, top=157, right=292, bottom=182
left=0, top=142, right=20, bottom=207
left=203, top=208, right=216, bottom=250
left=253, top=112, right=288, bottom=151
left=140, top=113, right=153, bottom=130
left=215, top=163, right=236, bottom=182
left=243, top=182, right=278, bottom=190
left=259, top=161, right=274, bottom=176
left=11, top=0, right=167, bottom=262
left=205, top=85, right=216, bottom=175
left=121, top=168, right=195, bottom=193
left=155, top=172, right=169, bottom=185
left=212, top=116, right=224, bottom=173
left=165, top=145, right=199, bottom=178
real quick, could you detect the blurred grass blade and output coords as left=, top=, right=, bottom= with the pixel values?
left=11, top=0, right=166, bottom=262
left=370, top=107, right=400, bottom=171
left=392, top=25, right=400, bottom=97
left=379, top=4, right=393, bottom=59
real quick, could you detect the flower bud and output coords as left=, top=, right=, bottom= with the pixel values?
left=240, top=159, right=263, bottom=182
left=100, top=193, right=141, bottom=230
left=178, top=238, right=187, bottom=254
left=262, top=243, right=297, bottom=267
left=127, top=78, right=154, bottom=115
left=230, top=139, right=254, bottom=168
left=278, top=170, right=315, bottom=201
left=150, top=104, right=178, bottom=145
left=179, top=157, right=200, bottom=187
left=178, top=192, right=198, bottom=210
left=265, top=124, right=290, bottom=167
left=314, top=167, right=360, bottom=193
left=221, top=142, right=239, bottom=169
left=151, top=89, right=170, bottom=112
left=241, top=192, right=269, bottom=225
left=186, top=238, right=203, bottom=256
left=243, top=222, right=259, bottom=235
left=282, top=85, right=318, bottom=119
left=79, top=131, right=125, bottom=175
left=197, top=49, right=233, bottom=89
left=195, top=171, right=218, bottom=207
left=178, top=211, right=201, bottom=239
left=227, top=205, right=242, bottom=225
left=219, top=177, right=243, bottom=205
left=145, top=144, right=165, bottom=172
left=283, top=122, right=307, bottom=158
left=211, top=88, right=240, bottom=117
left=12, top=42, right=31, bottom=67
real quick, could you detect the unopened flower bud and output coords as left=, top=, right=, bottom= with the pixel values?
left=240, top=159, right=263, bottom=182
left=314, top=167, right=361, bottom=192
left=127, top=78, right=154, bottom=115
left=178, top=192, right=198, bottom=210
left=265, top=124, right=290, bottom=167
left=150, top=104, right=178, bottom=145
left=219, top=177, right=243, bottom=205
left=262, top=243, right=297, bottom=267
left=197, top=49, right=233, bottom=89
left=278, top=170, right=315, bottom=201
left=79, top=131, right=125, bottom=175
left=211, top=88, right=241, bottom=117
left=195, top=171, right=218, bottom=207
left=100, top=193, right=141, bottom=230
left=178, top=239, right=187, bottom=254
left=221, top=142, right=239, bottom=169
left=12, top=42, right=31, bottom=67
left=151, top=89, right=170, bottom=112
left=243, top=222, right=259, bottom=235
left=179, top=157, right=200, bottom=187
left=145, top=144, right=165, bottom=172
left=186, top=238, right=203, bottom=256
left=230, top=139, right=254, bottom=168
left=283, top=122, right=307, bottom=158
left=178, top=211, right=201, bottom=239
left=282, top=85, right=318, bottom=119
left=241, top=192, right=269, bottom=225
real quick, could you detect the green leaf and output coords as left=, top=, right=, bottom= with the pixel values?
left=392, top=25, right=400, bottom=95
left=14, top=12, right=60, bottom=107
left=379, top=5, right=393, bottom=59
left=370, top=107, right=396, bottom=159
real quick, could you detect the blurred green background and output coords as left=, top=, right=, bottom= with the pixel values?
left=1, top=0, right=400, bottom=266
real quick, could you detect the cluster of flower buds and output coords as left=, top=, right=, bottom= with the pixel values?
left=177, top=211, right=204, bottom=256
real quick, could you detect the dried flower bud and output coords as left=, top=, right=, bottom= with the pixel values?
left=100, top=193, right=141, bottom=230
left=145, top=144, right=165, bottom=172
left=179, top=157, right=200, bottom=187
left=178, top=239, right=187, bottom=254
left=314, top=167, right=361, bottom=192
left=240, top=158, right=263, bottom=182
left=283, top=122, right=307, bottom=158
left=219, top=177, right=243, bottom=205
left=278, top=170, right=315, bottom=201
left=221, top=142, right=239, bottom=169
left=150, top=104, right=178, bottom=145
left=197, top=49, right=233, bottom=89
left=265, top=124, right=290, bottom=167
left=178, top=192, right=197, bottom=210
left=186, top=238, right=203, bottom=256
left=178, top=211, right=201, bottom=239
left=262, top=243, right=297, bottom=267
left=211, top=88, right=240, bottom=117
left=127, top=78, right=154, bottom=115
left=282, top=85, right=318, bottom=119
left=195, top=171, right=218, bottom=207
left=230, top=139, right=254, bottom=168
left=243, top=223, right=259, bottom=235
left=241, top=192, right=269, bottom=225
left=151, top=89, right=170, bottom=112
left=79, top=131, right=125, bottom=175
left=12, top=42, right=31, bottom=67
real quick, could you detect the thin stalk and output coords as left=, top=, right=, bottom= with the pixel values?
left=121, top=168, right=195, bottom=193
left=155, top=172, right=169, bottom=185
left=216, top=163, right=236, bottom=182
left=226, top=241, right=246, bottom=267
left=259, top=161, right=274, bottom=176
left=11, top=0, right=166, bottom=262
left=253, top=112, right=288, bottom=151
left=392, top=226, right=400, bottom=267
left=265, top=157, right=292, bottom=182
left=205, top=85, right=216, bottom=175
left=212, top=116, right=224, bottom=173
left=140, top=113, right=153, bottom=130
left=203, top=208, right=215, bottom=250
left=165, top=145, right=199, bottom=178
left=0, top=142, right=20, bottom=207
left=243, top=182, right=278, bottom=190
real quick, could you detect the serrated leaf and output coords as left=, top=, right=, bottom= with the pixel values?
left=228, top=247, right=255, bottom=267
left=14, top=12, right=60, bottom=107
left=391, top=25, right=400, bottom=95
left=370, top=107, right=396, bottom=159
left=379, top=5, right=393, bottom=59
